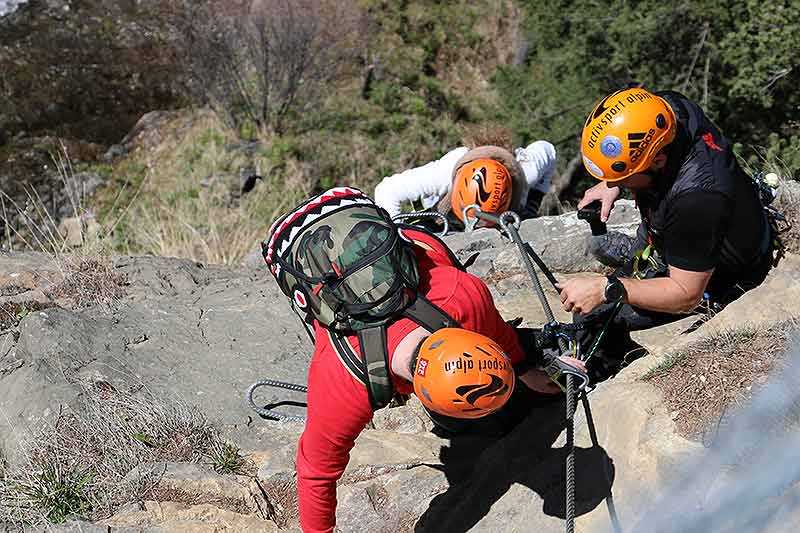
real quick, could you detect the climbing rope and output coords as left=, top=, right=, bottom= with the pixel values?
left=391, top=211, right=449, bottom=237
left=246, top=379, right=308, bottom=422
left=465, top=205, right=622, bottom=533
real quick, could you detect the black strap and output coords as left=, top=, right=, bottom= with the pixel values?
left=357, top=327, right=394, bottom=411
left=402, top=294, right=458, bottom=331
left=462, top=252, right=480, bottom=269
left=330, top=295, right=458, bottom=411
left=329, top=330, right=368, bottom=385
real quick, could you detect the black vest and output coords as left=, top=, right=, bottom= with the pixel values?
left=636, top=91, right=768, bottom=277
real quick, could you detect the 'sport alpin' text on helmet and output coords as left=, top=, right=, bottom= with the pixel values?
left=450, top=158, right=513, bottom=223
left=412, top=328, right=515, bottom=419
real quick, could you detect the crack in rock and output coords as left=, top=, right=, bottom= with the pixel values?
left=340, top=463, right=423, bottom=485
left=0, top=358, right=24, bottom=377
left=197, top=308, right=209, bottom=346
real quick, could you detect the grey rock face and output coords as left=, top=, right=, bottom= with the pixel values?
left=442, top=200, right=641, bottom=279
left=0, top=254, right=312, bottom=467
left=3, top=209, right=800, bottom=532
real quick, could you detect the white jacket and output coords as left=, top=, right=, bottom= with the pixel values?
left=374, top=141, right=556, bottom=217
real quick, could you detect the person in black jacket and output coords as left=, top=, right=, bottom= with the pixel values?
left=556, top=87, right=776, bottom=380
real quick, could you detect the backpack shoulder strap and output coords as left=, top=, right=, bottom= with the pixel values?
left=329, top=327, right=394, bottom=410
left=357, top=327, right=395, bottom=411
left=330, top=297, right=459, bottom=412
left=402, top=294, right=458, bottom=331
left=328, top=330, right=368, bottom=384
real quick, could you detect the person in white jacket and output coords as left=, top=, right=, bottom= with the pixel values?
left=374, top=140, right=556, bottom=221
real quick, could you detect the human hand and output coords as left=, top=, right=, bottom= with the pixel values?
left=519, top=356, right=587, bottom=394
left=577, top=182, right=621, bottom=222
left=555, top=277, right=607, bottom=315
left=519, top=368, right=562, bottom=394
left=558, top=355, right=587, bottom=373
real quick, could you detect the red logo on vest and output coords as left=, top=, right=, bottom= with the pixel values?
left=702, top=132, right=723, bottom=152
left=417, top=358, right=429, bottom=377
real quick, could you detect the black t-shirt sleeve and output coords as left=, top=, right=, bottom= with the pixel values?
left=663, top=191, right=729, bottom=272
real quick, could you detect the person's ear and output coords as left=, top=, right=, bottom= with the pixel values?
left=650, top=153, right=668, bottom=171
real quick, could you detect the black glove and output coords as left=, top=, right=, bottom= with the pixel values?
left=513, top=327, right=544, bottom=374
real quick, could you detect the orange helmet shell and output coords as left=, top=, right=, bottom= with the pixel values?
left=581, top=88, right=677, bottom=182
left=413, top=328, right=515, bottom=419
left=451, top=158, right=513, bottom=223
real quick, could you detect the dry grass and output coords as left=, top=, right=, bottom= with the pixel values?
left=45, top=257, right=126, bottom=310
left=0, top=141, right=129, bottom=310
left=0, top=301, right=54, bottom=332
left=0, top=386, right=246, bottom=527
left=644, top=320, right=798, bottom=445
left=773, top=178, right=800, bottom=255
left=149, top=486, right=252, bottom=515
left=104, top=111, right=312, bottom=265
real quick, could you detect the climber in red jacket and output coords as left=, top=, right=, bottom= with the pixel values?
left=263, top=186, right=584, bottom=532
left=296, top=235, right=583, bottom=532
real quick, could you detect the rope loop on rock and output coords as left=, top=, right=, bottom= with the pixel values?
left=246, top=379, right=308, bottom=422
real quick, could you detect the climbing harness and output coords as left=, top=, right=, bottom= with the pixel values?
left=246, top=379, right=308, bottom=422
left=391, top=211, right=450, bottom=237
left=464, top=204, right=623, bottom=533
left=631, top=244, right=665, bottom=280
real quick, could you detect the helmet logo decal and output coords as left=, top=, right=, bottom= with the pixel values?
left=471, top=167, right=492, bottom=203
left=583, top=155, right=604, bottom=178
left=628, top=129, right=656, bottom=163
left=444, top=357, right=474, bottom=373
left=455, top=374, right=509, bottom=405
left=417, top=358, right=429, bottom=377
left=600, top=135, right=623, bottom=158
left=586, top=98, right=626, bottom=148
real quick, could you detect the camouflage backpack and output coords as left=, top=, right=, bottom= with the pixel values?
left=263, top=187, right=458, bottom=409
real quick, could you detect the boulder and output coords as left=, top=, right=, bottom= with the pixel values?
left=442, top=200, right=641, bottom=278
left=2, top=234, right=800, bottom=532
left=57, top=215, right=102, bottom=247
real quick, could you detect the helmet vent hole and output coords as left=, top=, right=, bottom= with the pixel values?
left=611, top=161, right=627, bottom=172
left=656, top=114, right=667, bottom=129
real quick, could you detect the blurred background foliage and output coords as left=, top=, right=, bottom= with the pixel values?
left=2, top=0, right=798, bottom=262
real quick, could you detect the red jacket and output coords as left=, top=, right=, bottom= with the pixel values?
left=296, top=231, right=524, bottom=532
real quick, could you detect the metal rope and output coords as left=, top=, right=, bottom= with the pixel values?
left=391, top=211, right=449, bottom=237
left=464, top=206, right=620, bottom=533
left=246, top=379, right=308, bottom=422
left=468, top=208, right=578, bottom=531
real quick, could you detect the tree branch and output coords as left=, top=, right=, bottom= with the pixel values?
left=540, top=153, right=582, bottom=215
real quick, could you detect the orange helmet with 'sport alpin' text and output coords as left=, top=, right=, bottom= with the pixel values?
left=412, top=328, right=515, bottom=419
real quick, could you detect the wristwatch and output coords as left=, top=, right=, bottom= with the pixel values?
left=604, top=275, right=626, bottom=303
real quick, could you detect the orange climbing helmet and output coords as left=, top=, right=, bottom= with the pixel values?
left=412, top=328, right=515, bottom=419
left=581, top=88, right=677, bottom=182
left=450, top=158, right=513, bottom=223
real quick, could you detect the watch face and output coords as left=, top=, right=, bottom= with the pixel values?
left=606, top=278, right=624, bottom=302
